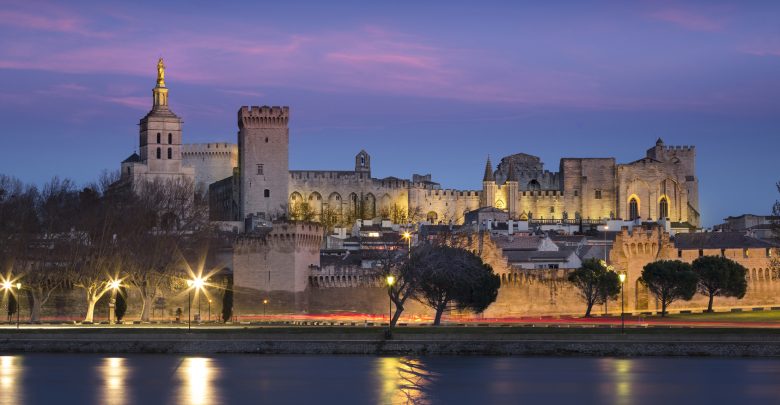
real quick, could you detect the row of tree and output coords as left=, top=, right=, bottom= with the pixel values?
left=569, top=256, right=749, bottom=317
left=0, top=173, right=217, bottom=322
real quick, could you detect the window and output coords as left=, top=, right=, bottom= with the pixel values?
left=574, top=190, right=579, bottom=197
left=549, top=206, right=555, bottom=214
left=744, top=248, right=750, bottom=258
left=768, top=248, right=773, bottom=258
left=678, top=249, right=682, bottom=258
left=167, top=148, right=172, bottom=159
left=156, top=147, right=161, bottom=159
left=168, top=133, right=172, bottom=144
left=595, top=190, right=602, bottom=199
left=629, top=198, right=639, bottom=220
left=360, top=155, right=365, bottom=166
left=659, top=197, right=669, bottom=219
left=698, top=249, right=704, bottom=257
left=264, top=189, right=270, bottom=198
left=265, top=137, right=268, bottom=143
left=156, top=133, right=161, bottom=143
left=257, top=164, right=264, bottom=175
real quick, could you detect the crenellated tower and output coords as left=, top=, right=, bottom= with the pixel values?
left=238, top=105, right=290, bottom=221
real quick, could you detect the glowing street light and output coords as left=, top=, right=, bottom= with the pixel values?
left=186, top=276, right=208, bottom=330
left=386, top=275, right=396, bottom=331
left=619, top=272, right=627, bottom=335
left=263, top=299, right=269, bottom=318
left=2, top=281, right=22, bottom=329
left=108, top=279, right=121, bottom=325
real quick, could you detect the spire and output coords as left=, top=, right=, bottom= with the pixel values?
left=656, top=137, right=664, bottom=146
left=483, top=156, right=495, bottom=182
left=152, top=57, right=169, bottom=109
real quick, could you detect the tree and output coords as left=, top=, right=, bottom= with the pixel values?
left=120, top=178, right=209, bottom=322
left=641, top=260, right=698, bottom=317
left=371, top=245, right=411, bottom=327
left=114, top=287, right=127, bottom=322
left=411, top=245, right=500, bottom=325
left=567, top=259, right=621, bottom=317
left=289, top=201, right=315, bottom=222
left=6, top=292, right=17, bottom=321
left=222, top=274, right=233, bottom=323
left=692, top=256, right=747, bottom=312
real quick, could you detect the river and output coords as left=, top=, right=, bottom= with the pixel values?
left=1, top=354, right=779, bottom=404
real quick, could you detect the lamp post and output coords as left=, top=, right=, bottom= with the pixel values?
left=619, top=272, right=626, bottom=335
left=386, top=275, right=396, bottom=329
left=208, top=299, right=212, bottom=322
left=3, top=281, right=21, bottom=329
left=603, top=225, right=609, bottom=315
left=262, top=299, right=269, bottom=318
left=109, top=279, right=121, bottom=325
left=186, top=280, right=193, bottom=330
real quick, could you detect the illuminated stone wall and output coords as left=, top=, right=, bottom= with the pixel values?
left=182, top=143, right=237, bottom=193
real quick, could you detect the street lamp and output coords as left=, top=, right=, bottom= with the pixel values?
left=109, top=279, right=121, bottom=325
left=619, top=272, right=626, bottom=335
left=263, top=299, right=269, bottom=318
left=402, top=231, right=412, bottom=258
left=386, top=275, right=396, bottom=329
left=2, top=281, right=22, bottom=329
left=208, top=299, right=212, bottom=322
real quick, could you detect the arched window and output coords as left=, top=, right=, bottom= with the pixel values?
left=264, top=189, right=270, bottom=198
left=527, top=180, right=541, bottom=191
left=659, top=198, right=669, bottom=219
left=156, top=147, right=161, bottom=159
left=167, top=148, right=172, bottom=159
left=168, top=133, right=172, bottom=144
left=156, top=133, right=161, bottom=143
left=629, top=197, right=639, bottom=220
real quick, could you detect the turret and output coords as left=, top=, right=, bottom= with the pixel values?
left=481, top=156, right=497, bottom=208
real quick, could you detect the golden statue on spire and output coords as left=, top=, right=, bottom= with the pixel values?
left=156, top=57, right=165, bottom=86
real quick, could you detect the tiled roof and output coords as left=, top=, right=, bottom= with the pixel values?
left=673, top=232, right=779, bottom=249
left=505, top=249, right=575, bottom=263
left=493, top=235, right=544, bottom=250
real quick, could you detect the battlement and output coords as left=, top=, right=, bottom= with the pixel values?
left=422, top=189, right=481, bottom=199
left=519, top=190, right=563, bottom=197
left=663, top=145, right=695, bottom=152
left=238, top=105, right=289, bottom=129
left=182, top=143, right=237, bottom=156
left=235, top=221, right=322, bottom=253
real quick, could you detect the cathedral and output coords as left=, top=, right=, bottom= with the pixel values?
left=119, top=60, right=701, bottom=229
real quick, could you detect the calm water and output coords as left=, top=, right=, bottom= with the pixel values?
left=2, top=354, right=780, bottom=404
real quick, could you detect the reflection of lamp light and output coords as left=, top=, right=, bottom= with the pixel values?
left=1, top=356, right=20, bottom=404
left=101, top=357, right=127, bottom=405
left=180, top=358, right=216, bottom=405
left=619, top=272, right=626, bottom=334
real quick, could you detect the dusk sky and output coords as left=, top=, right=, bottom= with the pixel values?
left=1, top=0, right=779, bottom=226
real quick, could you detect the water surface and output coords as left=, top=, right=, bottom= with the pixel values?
left=2, top=354, right=780, bottom=404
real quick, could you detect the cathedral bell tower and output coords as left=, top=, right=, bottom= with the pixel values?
left=137, top=58, right=184, bottom=174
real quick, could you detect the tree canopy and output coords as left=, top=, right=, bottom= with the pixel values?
left=567, top=258, right=622, bottom=317
left=692, top=256, right=747, bottom=312
left=641, top=260, right=698, bottom=316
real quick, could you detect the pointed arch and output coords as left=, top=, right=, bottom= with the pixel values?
left=628, top=194, right=640, bottom=220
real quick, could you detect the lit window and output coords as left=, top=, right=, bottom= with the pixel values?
left=367, top=232, right=380, bottom=238
left=659, top=198, right=669, bottom=219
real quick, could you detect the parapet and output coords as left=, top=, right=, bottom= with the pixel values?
left=238, top=105, right=289, bottom=129
left=182, top=143, right=238, bottom=156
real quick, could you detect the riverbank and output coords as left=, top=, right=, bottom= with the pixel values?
left=4, top=327, right=780, bottom=357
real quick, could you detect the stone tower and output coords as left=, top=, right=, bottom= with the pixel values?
left=120, top=58, right=194, bottom=187
left=238, top=106, right=290, bottom=221
left=505, top=165, right=519, bottom=218
left=139, top=58, right=184, bottom=174
left=481, top=157, right=497, bottom=208
left=355, top=150, right=371, bottom=174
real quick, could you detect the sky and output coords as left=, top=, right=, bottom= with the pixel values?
left=0, top=0, right=778, bottom=227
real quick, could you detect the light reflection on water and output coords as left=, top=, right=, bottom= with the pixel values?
left=99, top=358, right=128, bottom=405
left=377, top=357, right=437, bottom=404
left=4, top=355, right=780, bottom=404
left=1, top=356, right=22, bottom=405
left=177, top=357, right=219, bottom=405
